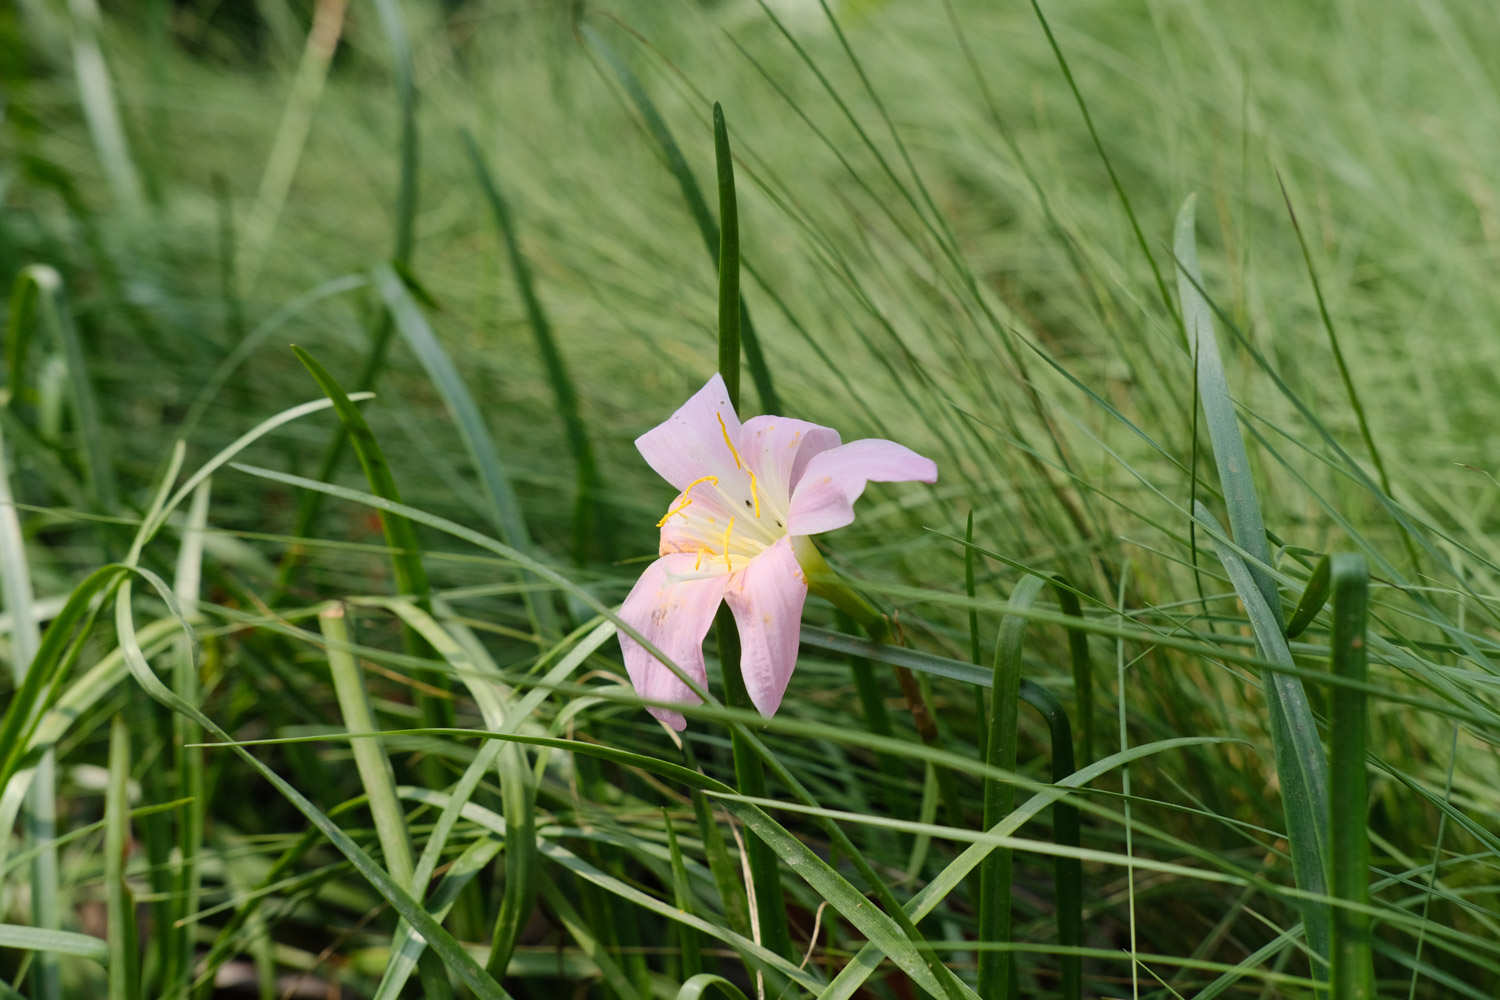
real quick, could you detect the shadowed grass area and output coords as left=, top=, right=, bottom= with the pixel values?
left=1, top=0, right=1497, bottom=997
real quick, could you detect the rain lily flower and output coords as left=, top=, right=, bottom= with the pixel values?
left=617, top=374, right=937, bottom=730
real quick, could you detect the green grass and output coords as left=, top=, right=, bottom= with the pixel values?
left=2, top=0, right=1499, bottom=997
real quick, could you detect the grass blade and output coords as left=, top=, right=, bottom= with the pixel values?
left=1329, top=555, right=1375, bottom=1000
left=0, top=419, right=61, bottom=1000
left=105, top=716, right=139, bottom=1000
left=978, top=573, right=1047, bottom=999
left=0, top=925, right=108, bottom=964
left=1197, top=502, right=1331, bottom=966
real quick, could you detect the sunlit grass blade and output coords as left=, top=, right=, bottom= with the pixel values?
left=1329, top=554, right=1375, bottom=1000
left=0, top=925, right=108, bottom=964
left=462, top=129, right=606, bottom=563
left=65, top=0, right=144, bottom=212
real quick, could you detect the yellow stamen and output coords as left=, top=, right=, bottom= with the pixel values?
left=749, top=470, right=761, bottom=519
left=716, top=412, right=743, bottom=470
left=655, top=498, right=692, bottom=527
left=654, top=475, right=718, bottom=528
left=722, top=516, right=735, bottom=572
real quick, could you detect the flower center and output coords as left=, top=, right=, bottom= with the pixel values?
left=654, top=412, right=788, bottom=571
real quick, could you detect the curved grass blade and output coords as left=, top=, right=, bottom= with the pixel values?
left=580, top=24, right=778, bottom=413
left=1329, top=555, right=1375, bottom=1000
left=113, top=569, right=511, bottom=1000
left=462, top=130, right=605, bottom=563
left=677, top=974, right=750, bottom=1000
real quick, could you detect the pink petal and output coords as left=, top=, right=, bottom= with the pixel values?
left=785, top=439, right=937, bottom=536
left=635, top=374, right=743, bottom=491
left=616, top=554, right=728, bottom=730
left=724, top=537, right=808, bottom=718
left=736, top=416, right=840, bottom=512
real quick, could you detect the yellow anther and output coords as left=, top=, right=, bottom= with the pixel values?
left=749, top=470, right=761, bottom=519
left=722, top=516, right=735, bottom=572
left=716, top=412, right=743, bottom=470
left=655, top=498, right=692, bottom=527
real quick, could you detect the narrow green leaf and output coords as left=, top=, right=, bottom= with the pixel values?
left=0, top=924, right=108, bottom=964
left=677, top=974, right=750, bottom=1000
left=664, top=810, right=702, bottom=979
left=1286, top=555, right=1331, bottom=640
left=319, top=604, right=415, bottom=887
left=106, top=717, right=139, bottom=999
left=1197, top=502, right=1330, bottom=966
left=1329, top=554, right=1375, bottom=1000
left=714, top=102, right=741, bottom=410
left=1174, top=195, right=1278, bottom=625
left=979, top=573, right=1048, bottom=999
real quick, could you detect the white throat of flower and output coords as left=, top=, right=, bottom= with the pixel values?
left=654, top=411, right=790, bottom=572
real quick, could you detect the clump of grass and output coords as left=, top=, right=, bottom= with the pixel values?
left=1, top=1, right=1497, bottom=998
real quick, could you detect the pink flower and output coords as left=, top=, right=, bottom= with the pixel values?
left=617, top=374, right=938, bottom=730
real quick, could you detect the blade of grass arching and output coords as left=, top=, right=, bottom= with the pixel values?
left=1197, top=503, right=1330, bottom=967
left=165, top=480, right=209, bottom=1000
left=1175, top=196, right=1277, bottom=623
left=462, top=130, right=606, bottom=563
left=115, top=573, right=508, bottom=1000
left=395, top=787, right=821, bottom=993
left=291, top=345, right=452, bottom=776
left=65, top=0, right=144, bottom=212
left=978, top=573, right=1047, bottom=1000
left=105, top=716, right=139, bottom=1000
left=373, top=265, right=556, bottom=640
left=1329, top=555, right=1375, bottom=1000
left=677, top=974, right=750, bottom=1000
left=710, top=100, right=792, bottom=965
left=579, top=24, right=778, bottom=413
left=664, top=810, right=703, bottom=979
left=0, top=421, right=60, bottom=1000
left=6, top=265, right=117, bottom=516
